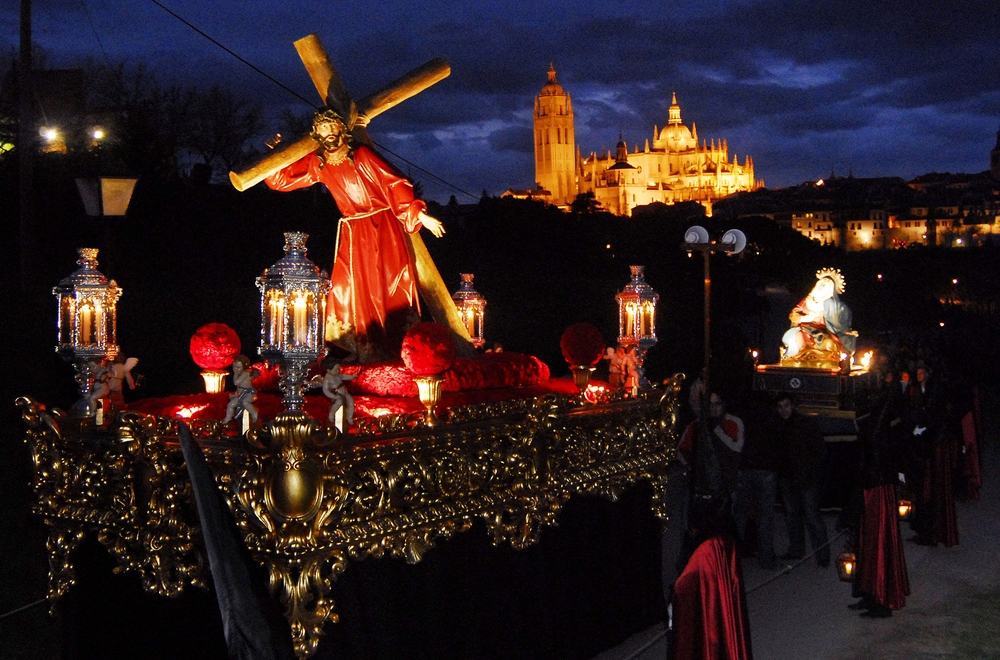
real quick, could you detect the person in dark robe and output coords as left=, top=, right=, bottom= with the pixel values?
left=849, top=369, right=911, bottom=618
left=905, top=363, right=958, bottom=547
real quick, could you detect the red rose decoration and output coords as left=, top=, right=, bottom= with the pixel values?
left=401, top=322, right=457, bottom=376
left=560, top=323, right=606, bottom=367
left=190, top=323, right=241, bottom=370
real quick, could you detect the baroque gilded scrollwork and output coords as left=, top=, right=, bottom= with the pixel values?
left=15, top=397, right=206, bottom=608
left=19, top=379, right=684, bottom=659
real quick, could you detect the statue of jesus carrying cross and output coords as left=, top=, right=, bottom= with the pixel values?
left=230, top=35, right=472, bottom=363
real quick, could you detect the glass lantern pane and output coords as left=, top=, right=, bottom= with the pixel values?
left=59, top=296, right=73, bottom=344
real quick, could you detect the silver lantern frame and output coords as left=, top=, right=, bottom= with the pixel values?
left=616, top=265, right=659, bottom=390
left=257, top=232, right=331, bottom=413
left=451, top=273, right=487, bottom=349
left=53, top=248, right=122, bottom=415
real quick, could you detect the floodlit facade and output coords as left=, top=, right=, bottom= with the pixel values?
left=533, top=65, right=577, bottom=207
left=577, top=93, right=762, bottom=216
left=530, top=66, right=762, bottom=215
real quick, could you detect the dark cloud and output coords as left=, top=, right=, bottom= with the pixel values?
left=488, top=124, right=532, bottom=154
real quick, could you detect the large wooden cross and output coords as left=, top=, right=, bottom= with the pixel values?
left=230, top=34, right=473, bottom=353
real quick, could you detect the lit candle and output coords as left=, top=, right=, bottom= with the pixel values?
left=625, top=305, right=636, bottom=337
left=293, top=293, right=308, bottom=346
left=94, top=302, right=104, bottom=344
left=79, top=302, right=93, bottom=344
left=269, top=296, right=285, bottom=345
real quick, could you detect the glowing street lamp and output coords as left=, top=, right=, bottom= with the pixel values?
left=683, top=225, right=747, bottom=396
left=257, top=232, right=330, bottom=413
left=75, top=177, right=137, bottom=217
left=451, top=273, right=486, bottom=348
left=53, top=248, right=122, bottom=416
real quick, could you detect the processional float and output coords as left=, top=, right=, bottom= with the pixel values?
left=17, top=34, right=683, bottom=659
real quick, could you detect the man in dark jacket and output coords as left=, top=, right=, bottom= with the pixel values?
left=775, top=392, right=830, bottom=567
left=733, top=397, right=783, bottom=569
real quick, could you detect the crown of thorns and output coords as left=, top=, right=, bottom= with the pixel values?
left=312, top=103, right=361, bottom=132
left=815, top=268, right=846, bottom=294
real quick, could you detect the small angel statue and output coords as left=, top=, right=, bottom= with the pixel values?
left=312, top=359, right=357, bottom=427
left=87, top=354, right=137, bottom=413
left=222, top=355, right=260, bottom=426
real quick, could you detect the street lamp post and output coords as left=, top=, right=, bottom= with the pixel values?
left=682, top=226, right=747, bottom=396
left=683, top=225, right=746, bottom=504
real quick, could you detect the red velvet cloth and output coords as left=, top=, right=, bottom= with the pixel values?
left=672, top=536, right=753, bottom=660
left=961, top=411, right=981, bottom=501
left=266, top=146, right=426, bottom=361
left=857, top=484, right=910, bottom=610
left=124, top=378, right=583, bottom=436
left=343, top=353, right=551, bottom=397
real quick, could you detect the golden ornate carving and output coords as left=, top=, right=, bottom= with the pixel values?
left=15, top=398, right=206, bottom=607
left=19, top=382, right=683, bottom=658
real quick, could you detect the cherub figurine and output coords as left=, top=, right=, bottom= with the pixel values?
left=318, top=359, right=357, bottom=426
left=604, top=345, right=627, bottom=389
left=106, top=354, right=139, bottom=407
left=623, top=345, right=641, bottom=394
left=222, top=355, right=259, bottom=426
left=86, top=358, right=113, bottom=416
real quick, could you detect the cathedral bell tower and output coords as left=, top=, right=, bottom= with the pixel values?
left=534, top=64, right=577, bottom=206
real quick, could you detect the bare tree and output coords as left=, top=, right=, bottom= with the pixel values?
left=184, top=85, right=264, bottom=176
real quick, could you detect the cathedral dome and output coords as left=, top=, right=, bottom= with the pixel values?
left=655, top=92, right=696, bottom=151
left=659, top=123, right=694, bottom=150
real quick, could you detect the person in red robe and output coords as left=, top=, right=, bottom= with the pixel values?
left=672, top=531, right=753, bottom=660
left=849, top=369, right=910, bottom=618
left=266, top=110, right=445, bottom=362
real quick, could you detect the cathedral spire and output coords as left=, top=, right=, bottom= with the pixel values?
left=668, top=92, right=682, bottom=125
left=548, top=62, right=557, bottom=83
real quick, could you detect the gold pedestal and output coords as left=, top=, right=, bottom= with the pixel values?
left=200, top=370, right=228, bottom=394
left=571, top=365, right=595, bottom=392
left=413, top=375, right=444, bottom=427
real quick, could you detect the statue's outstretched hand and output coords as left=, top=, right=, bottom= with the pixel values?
left=418, top=211, right=446, bottom=238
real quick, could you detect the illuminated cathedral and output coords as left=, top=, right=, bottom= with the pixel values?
left=532, top=65, right=763, bottom=215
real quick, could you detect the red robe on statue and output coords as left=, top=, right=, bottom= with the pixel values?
left=266, top=146, right=426, bottom=362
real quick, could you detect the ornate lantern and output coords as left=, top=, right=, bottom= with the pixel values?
left=257, top=232, right=330, bottom=413
left=451, top=273, right=486, bottom=348
left=616, top=265, right=659, bottom=390
left=53, top=248, right=122, bottom=416
left=897, top=499, right=913, bottom=520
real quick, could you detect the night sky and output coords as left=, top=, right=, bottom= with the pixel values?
left=4, top=0, right=1000, bottom=202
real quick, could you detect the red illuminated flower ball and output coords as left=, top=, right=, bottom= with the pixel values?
left=560, top=322, right=606, bottom=367
left=190, top=323, right=241, bottom=370
left=401, top=322, right=457, bottom=376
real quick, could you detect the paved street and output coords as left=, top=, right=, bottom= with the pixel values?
left=598, top=398, right=1000, bottom=660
